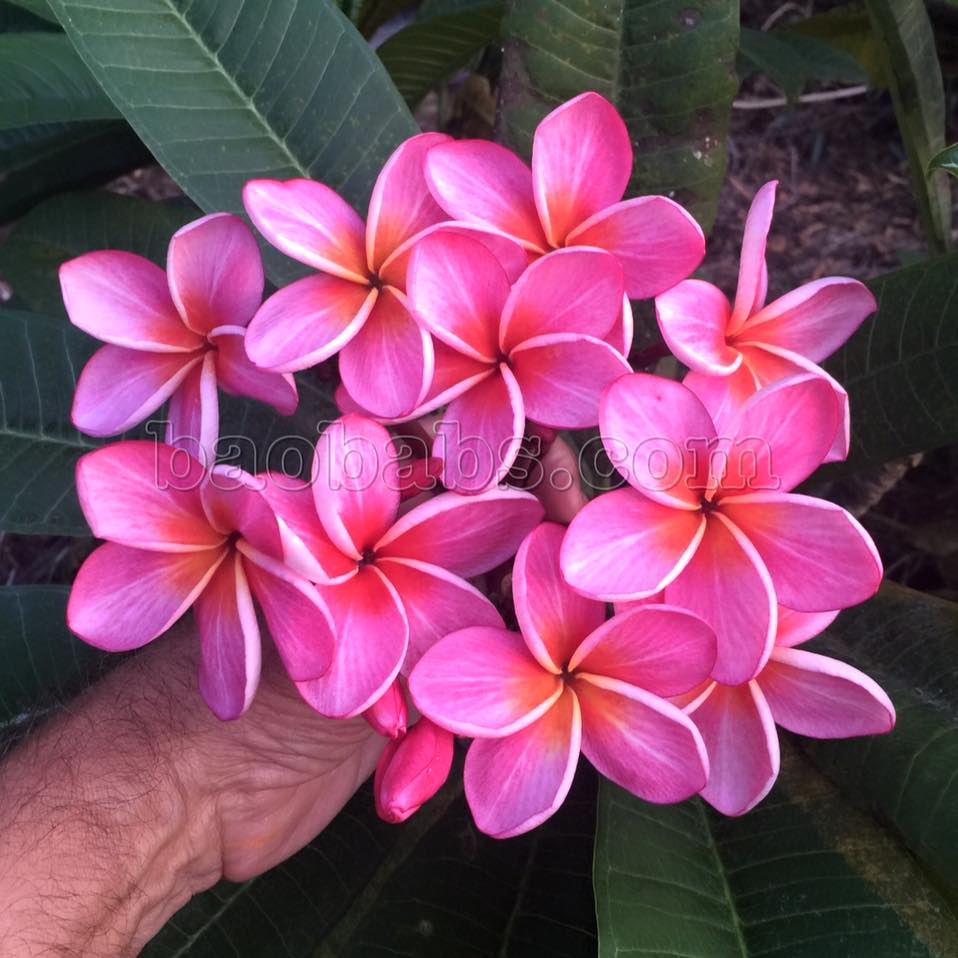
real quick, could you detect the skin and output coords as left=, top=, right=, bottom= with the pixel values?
left=0, top=624, right=384, bottom=957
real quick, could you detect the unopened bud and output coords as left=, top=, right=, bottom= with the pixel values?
left=363, top=679, right=408, bottom=739
left=374, top=718, right=454, bottom=823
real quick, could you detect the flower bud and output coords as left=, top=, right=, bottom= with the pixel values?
left=374, top=718, right=454, bottom=823
left=363, top=679, right=408, bottom=739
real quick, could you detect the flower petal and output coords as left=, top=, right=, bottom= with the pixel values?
left=569, top=605, right=716, bottom=696
left=376, top=486, right=543, bottom=576
left=339, top=287, right=433, bottom=419
left=728, top=180, right=777, bottom=333
left=60, top=251, right=201, bottom=353
left=566, top=196, right=705, bottom=300
left=761, top=647, right=895, bottom=737
left=167, top=213, right=264, bottom=334
left=683, top=363, right=759, bottom=436
left=665, top=512, right=777, bottom=685
left=464, top=688, right=580, bottom=838
left=194, top=551, right=261, bottom=720
left=72, top=345, right=199, bottom=437
left=411, top=625, right=562, bottom=737
left=165, top=351, right=219, bottom=466
left=424, top=139, right=548, bottom=250
left=211, top=329, right=298, bottom=415
left=242, top=178, right=370, bottom=282
left=574, top=673, right=708, bottom=802
left=775, top=607, right=840, bottom=648
left=200, top=467, right=283, bottom=557
left=244, top=274, right=376, bottom=373
left=76, top=440, right=223, bottom=551
left=405, top=339, right=493, bottom=417
left=720, top=492, right=883, bottom=611
left=68, top=542, right=224, bottom=651
left=687, top=680, right=780, bottom=816
left=532, top=92, right=631, bottom=246
left=655, top=279, right=741, bottom=374
left=513, top=522, right=606, bottom=673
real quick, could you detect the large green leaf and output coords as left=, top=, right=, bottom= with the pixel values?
left=0, top=33, right=119, bottom=129
left=2, top=0, right=57, bottom=22
left=595, top=748, right=958, bottom=957
left=497, top=0, right=739, bottom=231
left=48, top=0, right=418, bottom=285
left=865, top=0, right=951, bottom=254
left=823, top=254, right=958, bottom=472
left=143, top=765, right=598, bottom=957
left=929, top=143, right=958, bottom=179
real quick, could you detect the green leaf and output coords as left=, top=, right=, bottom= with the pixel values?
left=784, top=5, right=885, bottom=87
left=0, top=33, right=119, bottom=129
left=0, top=191, right=198, bottom=315
left=929, top=143, right=958, bottom=179
left=2, top=0, right=57, bottom=22
left=47, top=0, right=418, bottom=286
left=865, top=0, right=951, bottom=254
left=143, top=765, right=598, bottom=957
left=595, top=748, right=958, bottom=957
left=378, top=3, right=502, bottom=106
left=823, top=254, right=958, bottom=472
left=354, top=0, right=413, bottom=37
left=498, top=0, right=739, bottom=232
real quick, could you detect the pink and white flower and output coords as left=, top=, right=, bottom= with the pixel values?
left=61, top=213, right=297, bottom=465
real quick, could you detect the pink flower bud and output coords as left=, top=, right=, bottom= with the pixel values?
left=363, top=679, right=408, bottom=739
left=374, top=719, right=454, bottom=823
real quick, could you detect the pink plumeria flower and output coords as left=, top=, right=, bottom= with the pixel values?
left=406, top=232, right=632, bottom=493
left=242, top=135, right=527, bottom=420
left=679, top=607, right=895, bottom=815
left=67, top=442, right=335, bottom=720
left=61, top=214, right=298, bottom=465
left=410, top=523, right=714, bottom=838
left=424, top=92, right=705, bottom=318
left=260, top=414, right=544, bottom=718
left=561, top=372, right=883, bottom=686
left=655, top=181, right=877, bottom=461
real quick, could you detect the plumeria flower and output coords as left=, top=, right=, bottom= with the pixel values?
left=678, top=607, right=895, bottom=815
left=561, top=373, right=883, bottom=686
left=406, top=232, right=632, bottom=493
left=423, top=92, right=705, bottom=321
left=655, top=181, right=876, bottom=461
left=410, top=523, right=714, bottom=838
left=67, top=442, right=335, bottom=720
left=242, top=135, right=526, bottom=419
left=260, top=414, right=544, bottom=718
left=61, top=214, right=297, bottom=465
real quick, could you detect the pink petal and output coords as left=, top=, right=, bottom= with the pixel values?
left=406, top=231, right=507, bottom=363
left=241, top=548, right=336, bottom=682
left=599, top=373, right=716, bottom=509
left=464, top=688, right=581, bottom=838
left=375, top=486, right=543, bottom=576
left=728, top=180, right=777, bottom=333
left=775, top=607, right=840, bottom=648
left=409, top=626, right=563, bottom=737
left=511, top=333, right=630, bottom=429
left=75, top=440, right=223, bottom=551
left=60, top=251, right=201, bottom=353
left=200, top=467, right=283, bottom=557
left=165, top=351, right=219, bottom=466
left=211, top=329, right=298, bottom=415
left=687, top=680, right=780, bottom=815
left=606, top=293, right=634, bottom=356
left=405, top=339, right=494, bottom=417
left=424, top=139, right=548, bottom=250
left=761, top=647, right=895, bottom=737
left=67, top=542, right=224, bottom=651
left=72, top=345, right=199, bottom=437
left=244, top=274, right=376, bottom=373
left=194, top=551, right=261, bottom=720
left=737, top=277, right=876, bottom=363
left=566, top=196, right=705, bottom=300
left=561, top=488, right=706, bottom=601
left=665, top=512, right=776, bottom=685
left=312, top=414, right=400, bottom=557
left=375, top=718, right=453, bottom=822
left=366, top=132, right=450, bottom=273
left=299, top=565, right=408, bottom=717
left=167, top=213, right=264, bottom=334
left=655, top=279, right=741, bottom=374
left=434, top=365, right=524, bottom=493
left=720, top=492, right=883, bottom=611
left=574, top=674, right=708, bottom=802
left=512, top=522, right=606, bottom=673
left=376, top=557, right=504, bottom=671
left=569, top=604, right=716, bottom=696
left=364, top=678, right=408, bottom=739
left=532, top=92, right=631, bottom=246
left=339, top=287, right=433, bottom=419
left=242, top=178, right=370, bottom=282
left=683, top=363, right=759, bottom=436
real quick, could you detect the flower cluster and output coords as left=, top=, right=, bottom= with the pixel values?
left=62, top=92, right=893, bottom=837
